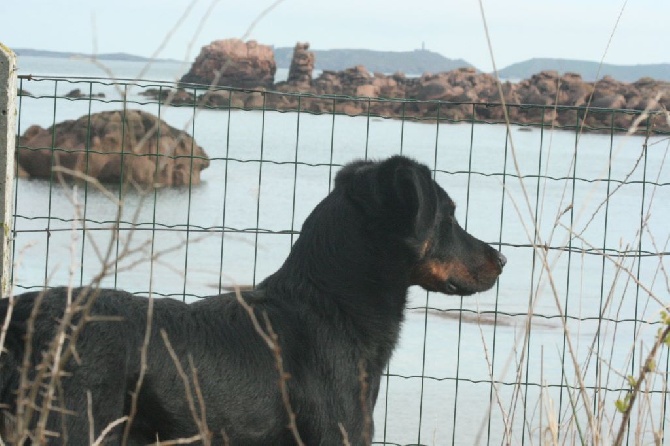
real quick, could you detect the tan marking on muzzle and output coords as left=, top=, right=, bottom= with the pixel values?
left=411, top=255, right=502, bottom=293
left=410, top=260, right=471, bottom=291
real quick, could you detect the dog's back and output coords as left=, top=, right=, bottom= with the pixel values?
left=0, top=288, right=313, bottom=444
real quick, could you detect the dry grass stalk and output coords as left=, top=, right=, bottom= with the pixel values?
left=232, top=287, right=305, bottom=446
left=159, top=330, right=211, bottom=445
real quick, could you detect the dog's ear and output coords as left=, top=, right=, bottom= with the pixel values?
left=377, top=156, right=437, bottom=237
left=338, top=156, right=437, bottom=238
left=334, top=160, right=375, bottom=189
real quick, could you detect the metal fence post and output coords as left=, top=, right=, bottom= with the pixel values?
left=0, top=44, right=17, bottom=297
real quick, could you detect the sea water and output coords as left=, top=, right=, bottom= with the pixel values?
left=11, top=55, right=670, bottom=444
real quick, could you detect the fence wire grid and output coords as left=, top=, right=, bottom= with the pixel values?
left=8, top=75, right=670, bottom=445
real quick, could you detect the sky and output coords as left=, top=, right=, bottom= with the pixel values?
left=1, top=0, right=667, bottom=72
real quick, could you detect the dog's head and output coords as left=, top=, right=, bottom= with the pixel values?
left=336, top=155, right=505, bottom=296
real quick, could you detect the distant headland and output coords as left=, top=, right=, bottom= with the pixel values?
left=12, top=48, right=179, bottom=63
left=12, top=46, right=670, bottom=82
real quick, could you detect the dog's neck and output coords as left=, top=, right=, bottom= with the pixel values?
left=259, top=191, right=413, bottom=371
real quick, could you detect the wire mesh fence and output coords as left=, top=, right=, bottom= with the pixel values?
left=7, top=73, right=670, bottom=445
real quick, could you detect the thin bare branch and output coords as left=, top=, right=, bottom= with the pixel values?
left=233, top=288, right=305, bottom=446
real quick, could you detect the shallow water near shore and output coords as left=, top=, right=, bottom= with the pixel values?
left=11, top=56, right=670, bottom=444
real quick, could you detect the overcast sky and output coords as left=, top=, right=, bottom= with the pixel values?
left=1, top=0, right=666, bottom=71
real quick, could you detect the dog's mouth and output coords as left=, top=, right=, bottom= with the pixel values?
left=443, top=279, right=477, bottom=296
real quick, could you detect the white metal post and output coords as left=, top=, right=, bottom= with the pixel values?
left=0, top=44, right=17, bottom=296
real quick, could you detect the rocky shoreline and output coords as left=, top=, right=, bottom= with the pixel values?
left=150, top=39, right=670, bottom=134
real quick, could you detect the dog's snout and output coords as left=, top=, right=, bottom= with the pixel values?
left=496, top=251, right=507, bottom=268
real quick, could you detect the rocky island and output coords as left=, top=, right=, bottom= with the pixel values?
left=17, top=110, right=209, bottom=187
left=148, top=39, right=670, bottom=133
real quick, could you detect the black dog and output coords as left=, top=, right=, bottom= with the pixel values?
left=0, top=156, right=505, bottom=445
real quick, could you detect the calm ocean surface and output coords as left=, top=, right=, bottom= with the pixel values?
left=11, top=55, right=670, bottom=444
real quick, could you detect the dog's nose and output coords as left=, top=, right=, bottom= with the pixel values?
left=497, top=251, right=507, bottom=268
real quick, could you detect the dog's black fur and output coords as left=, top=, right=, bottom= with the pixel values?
left=0, top=156, right=505, bottom=445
